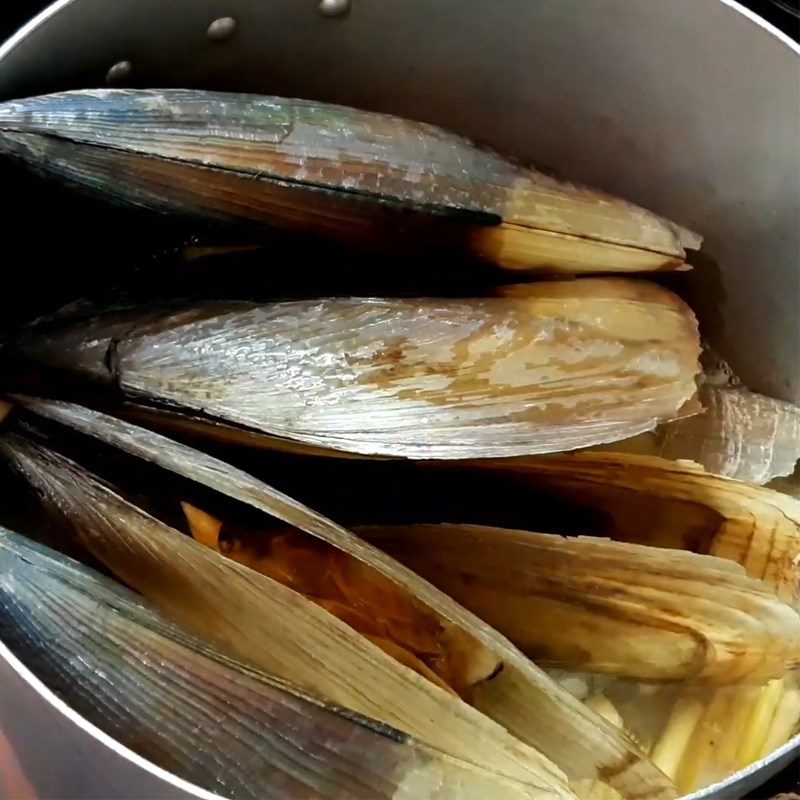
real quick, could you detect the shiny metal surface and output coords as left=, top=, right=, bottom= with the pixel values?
left=0, top=1, right=797, bottom=798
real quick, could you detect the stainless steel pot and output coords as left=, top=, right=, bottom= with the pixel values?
left=0, top=2, right=797, bottom=798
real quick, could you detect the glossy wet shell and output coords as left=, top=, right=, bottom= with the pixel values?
left=358, top=524, right=800, bottom=684
left=15, top=280, right=701, bottom=459
left=469, top=453, right=800, bottom=609
left=652, top=387, right=800, bottom=484
left=5, top=398, right=679, bottom=800
left=0, top=527, right=539, bottom=800
left=0, top=89, right=699, bottom=265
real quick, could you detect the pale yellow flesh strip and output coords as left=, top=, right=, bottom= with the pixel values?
left=665, top=679, right=788, bottom=793
left=710, top=685, right=762, bottom=778
left=761, top=683, right=800, bottom=758
left=585, top=696, right=624, bottom=730
left=735, top=678, right=785, bottom=768
left=650, top=696, right=705, bottom=781
left=573, top=697, right=628, bottom=800
left=675, top=691, right=734, bottom=794
left=580, top=674, right=799, bottom=795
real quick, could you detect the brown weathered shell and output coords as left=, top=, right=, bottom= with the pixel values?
left=0, top=89, right=700, bottom=272
left=13, top=279, right=701, bottom=459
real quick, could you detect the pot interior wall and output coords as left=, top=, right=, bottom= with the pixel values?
left=0, top=4, right=797, bottom=800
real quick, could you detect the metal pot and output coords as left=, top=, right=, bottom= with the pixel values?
left=0, top=2, right=797, bottom=798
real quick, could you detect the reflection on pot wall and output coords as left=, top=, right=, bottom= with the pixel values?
left=0, top=651, right=195, bottom=800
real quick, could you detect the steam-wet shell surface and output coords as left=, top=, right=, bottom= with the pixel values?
left=14, top=279, right=701, bottom=458
left=468, top=453, right=800, bottom=609
left=358, top=524, right=800, bottom=684
left=0, top=130, right=495, bottom=248
left=5, top=399, right=678, bottom=800
left=651, top=387, right=800, bottom=484
left=0, top=434, right=577, bottom=799
left=0, top=89, right=699, bottom=266
left=0, top=527, right=543, bottom=800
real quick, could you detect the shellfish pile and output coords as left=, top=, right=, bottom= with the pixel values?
left=0, top=89, right=797, bottom=800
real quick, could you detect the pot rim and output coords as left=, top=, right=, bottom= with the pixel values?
left=0, top=2, right=796, bottom=799
left=0, top=638, right=220, bottom=799
left=720, top=0, right=800, bottom=52
left=687, top=729, right=800, bottom=799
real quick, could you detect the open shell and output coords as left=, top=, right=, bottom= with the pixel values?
left=456, top=452, right=800, bottom=796
left=0, top=89, right=700, bottom=273
left=0, top=526, right=540, bottom=800
left=3, top=396, right=676, bottom=800
left=10, top=279, right=701, bottom=459
left=357, top=524, right=800, bottom=684
left=465, top=453, right=800, bottom=609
